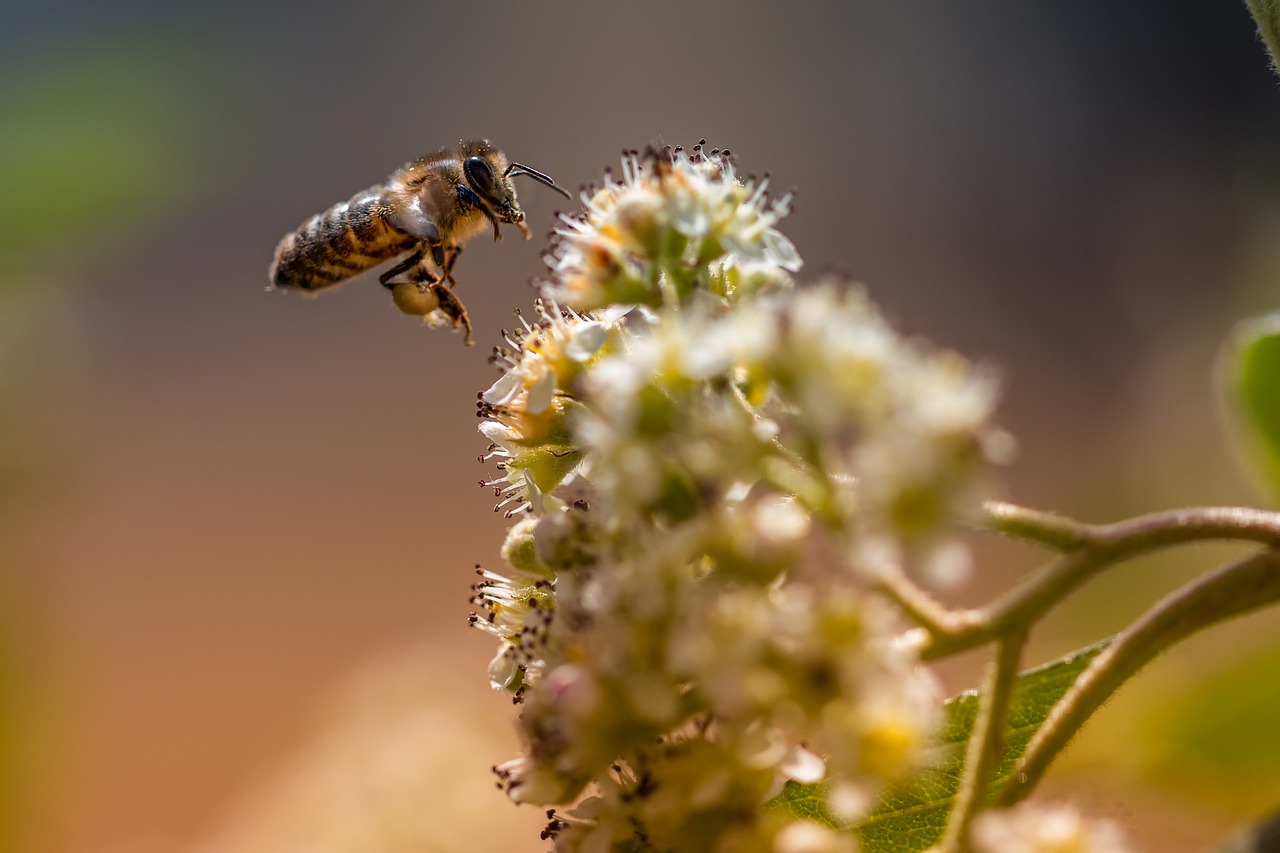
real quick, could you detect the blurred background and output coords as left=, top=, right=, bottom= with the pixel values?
left=3, top=1, right=1280, bottom=851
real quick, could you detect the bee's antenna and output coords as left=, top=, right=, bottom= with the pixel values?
left=505, top=162, right=573, bottom=200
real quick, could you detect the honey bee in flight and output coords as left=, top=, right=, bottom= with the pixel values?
left=269, top=139, right=571, bottom=345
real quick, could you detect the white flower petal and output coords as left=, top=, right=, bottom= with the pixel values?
left=778, top=746, right=826, bottom=784
left=487, top=646, right=519, bottom=689
left=526, top=367, right=557, bottom=414
left=483, top=370, right=523, bottom=406
left=479, top=419, right=518, bottom=447
left=566, top=321, right=607, bottom=361
left=764, top=229, right=803, bottom=271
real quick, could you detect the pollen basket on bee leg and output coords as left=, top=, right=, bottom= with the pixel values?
left=391, top=284, right=441, bottom=316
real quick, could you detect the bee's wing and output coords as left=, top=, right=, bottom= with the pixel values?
left=387, top=196, right=441, bottom=245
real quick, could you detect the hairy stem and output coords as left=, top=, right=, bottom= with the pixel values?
left=935, top=630, right=1028, bottom=853
left=981, top=501, right=1090, bottom=552
left=990, top=503, right=1280, bottom=553
left=997, top=549, right=1280, bottom=805
left=914, top=504, right=1280, bottom=659
left=872, top=562, right=973, bottom=639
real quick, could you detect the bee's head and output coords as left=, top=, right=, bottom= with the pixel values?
left=460, top=140, right=571, bottom=238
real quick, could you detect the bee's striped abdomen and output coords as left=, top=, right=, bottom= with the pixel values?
left=269, top=188, right=418, bottom=292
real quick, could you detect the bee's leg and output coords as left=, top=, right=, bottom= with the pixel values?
left=385, top=251, right=473, bottom=345
left=441, top=244, right=464, bottom=288
left=384, top=210, right=450, bottom=281
left=427, top=283, right=473, bottom=346
left=429, top=241, right=446, bottom=271
left=388, top=262, right=469, bottom=341
left=378, top=247, right=431, bottom=289
left=456, top=184, right=502, bottom=241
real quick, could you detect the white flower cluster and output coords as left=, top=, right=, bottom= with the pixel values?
left=544, top=141, right=801, bottom=312
left=972, top=802, right=1137, bottom=853
left=470, top=144, right=1008, bottom=852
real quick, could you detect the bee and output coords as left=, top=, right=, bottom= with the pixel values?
left=269, top=139, right=570, bottom=345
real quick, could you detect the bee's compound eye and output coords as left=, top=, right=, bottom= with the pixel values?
left=464, top=156, right=496, bottom=196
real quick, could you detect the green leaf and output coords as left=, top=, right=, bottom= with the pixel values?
left=770, top=642, right=1108, bottom=853
left=1217, top=314, right=1280, bottom=503
left=1244, top=0, right=1280, bottom=79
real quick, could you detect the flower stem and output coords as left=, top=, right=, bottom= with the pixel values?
left=980, top=501, right=1090, bottom=552
left=984, top=503, right=1280, bottom=554
left=916, top=504, right=1280, bottom=659
left=996, top=549, right=1280, bottom=805
left=871, top=561, right=976, bottom=640
left=934, top=629, right=1028, bottom=853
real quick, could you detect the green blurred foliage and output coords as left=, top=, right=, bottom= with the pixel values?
left=0, top=33, right=220, bottom=850
left=1218, top=315, right=1280, bottom=504
left=0, top=35, right=212, bottom=295
left=1141, top=642, right=1280, bottom=815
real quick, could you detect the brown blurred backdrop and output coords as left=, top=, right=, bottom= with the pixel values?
left=4, top=2, right=1280, bottom=851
